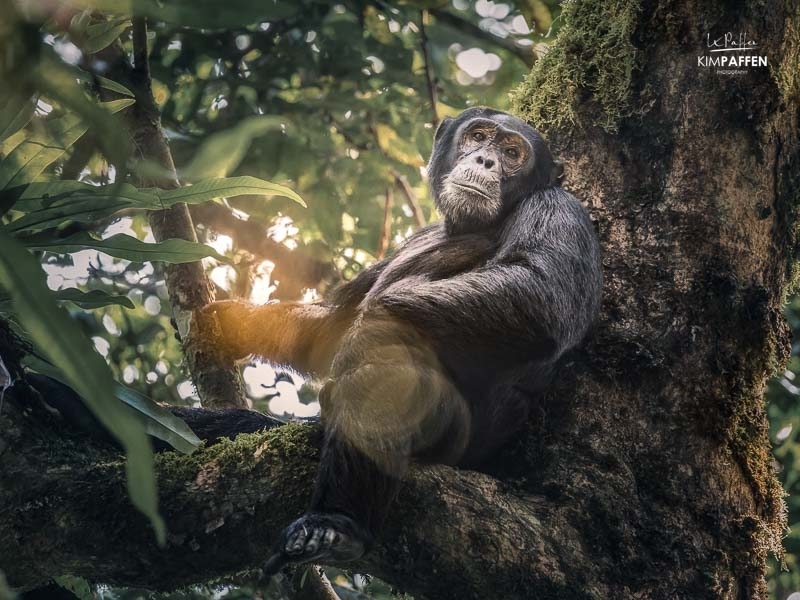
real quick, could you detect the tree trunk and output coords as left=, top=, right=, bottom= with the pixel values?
left=1, top=1, right=798, bottom=598
left=512, top=0, right=800, bottom=596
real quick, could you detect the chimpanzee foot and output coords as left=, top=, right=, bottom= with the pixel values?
left=262, top=512, right=371, bottom=576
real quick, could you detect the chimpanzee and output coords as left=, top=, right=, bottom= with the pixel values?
left=199, top=107, right=603, bottom=573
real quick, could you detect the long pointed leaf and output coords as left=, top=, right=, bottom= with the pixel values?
left=53, top=288, right=135, bottom=309
left=4, top=180, right=152, bottom=214
left=0, top=98, right=133, bottom=190
left=0, top=93, right=36, bottom=143
left=4, top=177, right=303, bottom=232
left=22, top=232, right=231, bottom=264
left=31, top=54, right=132, bottom=171
left=0, top=230, right=164, bottom=542
left=114, top=385, right=202, bottom=454
left=157, top=175, right=305, bottom=207
left=180, top=116, right=283, bottom=180
left=24, top=354, right=201, bottom=454
left=5, top=196, right=135, bottom=232
left=83, top=18, right=131, bottom=53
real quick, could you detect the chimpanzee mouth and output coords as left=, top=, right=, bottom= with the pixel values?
left=450, top=181, right=495, bottom=201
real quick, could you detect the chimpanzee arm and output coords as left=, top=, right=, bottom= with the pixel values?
left=376, top=202, right=602, bottom=356
left=196, top=258, right=389, bottom=374
left=196, top=301, right=339, bottom=374
left=375, top=265, right=560, bottom=355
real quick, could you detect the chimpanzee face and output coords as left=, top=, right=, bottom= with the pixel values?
left=427, top=108, right=562, bottom=234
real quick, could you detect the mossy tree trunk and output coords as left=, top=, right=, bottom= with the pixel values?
left=511, top=0, right=800, bottom=596
left=1, top=1, right=799, bottom=599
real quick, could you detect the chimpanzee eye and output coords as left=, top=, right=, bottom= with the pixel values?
left=471, top=131, right=486, bottom=142
left=505, top=147, right=520, bottom=160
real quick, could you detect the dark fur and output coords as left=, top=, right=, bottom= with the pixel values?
left=202, top=107, right=603, bottom=574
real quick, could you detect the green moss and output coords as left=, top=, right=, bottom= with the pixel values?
left=155, top=422, right=321, bottom=478
left=719, top=331, right=788, bottom=572
left=775, top=13, right=800, bottom=105
left=511, top=0, right=641, bottom=133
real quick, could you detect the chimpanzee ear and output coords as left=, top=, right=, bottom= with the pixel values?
left=433, top=117, right=454, bottom=143
left=551, top=160, right=565, bottom=185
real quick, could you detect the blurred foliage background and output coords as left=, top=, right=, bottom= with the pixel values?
left=1, top=0, right=798, bottom=598
left=1, top=0, right=564, bottom=413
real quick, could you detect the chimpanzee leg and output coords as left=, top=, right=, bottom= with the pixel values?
left=310, top=425, right=403, bottom=534
left=263, top=313, right=470, bottom=573
left=262, top=428, right=396, bottom=574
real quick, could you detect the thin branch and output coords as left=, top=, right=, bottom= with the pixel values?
left=292, top=566, right=343, bottom=600
left=131, top=17, right=150, bottom=83
left=419, top=10, right=439, bottom=128
left=377, top=186, right=393, bottom=259
left=390, top=168, right=426, bottom=228
left=429, top=8, right=535, bottom=67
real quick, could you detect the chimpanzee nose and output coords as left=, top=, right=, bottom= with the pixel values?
left=476, top=155, right=495, bottom=170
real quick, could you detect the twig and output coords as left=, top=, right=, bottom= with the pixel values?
left=418, top=10, right=439, bottom=128
left=390, top=168, right=426, bottom=228
left=377, top=186, right=394, bottom=259
left=292, top=565, right=343, bottom=600
left=131, top=17, right=150, bottom=83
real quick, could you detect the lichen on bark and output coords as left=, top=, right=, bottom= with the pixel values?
left=511, top=0, right=641, bottom=132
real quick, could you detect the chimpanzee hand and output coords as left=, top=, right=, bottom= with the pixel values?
left=193, top=300, right=255, bottom=362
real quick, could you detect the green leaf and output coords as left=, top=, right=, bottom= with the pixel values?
left=5, top=177, right=303, bottom=229
left=180, top=116, right=284, bottom=180
left=0, top=230, right=164, bottom=543
left=95, top=75, right=135, bottom=98
left=83, top=17, right=131, bottom=53
left=30, top=53, right=132, bottom=171
left=6, top=180, right=153, bottom=212
left=53, top=288, right=135, bottom=309
left=53, top=576, right=93, bottom=600
left=0, top=98, right=133, bottom=189
left=22, top=232, right=230, bottom=264
left=5, top=195, right=135, bottom=233
left=25, top=354, right=202, bottom=455
left=115, top=385, right=202, bottom=454
left=73, top=72, right=135, bottom=98
left=158, top=176, right=306, bottom=207
left=0, top=93, right=36, bottom=143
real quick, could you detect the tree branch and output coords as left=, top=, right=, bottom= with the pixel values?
left=390, top=168, right=425, bottom=228
left=418, top=10, right=439, bottom=128
left=125, top=19, right=246, bottom=408
left=376, top=187, right=393, bottom=260
left=0, top=394, right=591, bottom=600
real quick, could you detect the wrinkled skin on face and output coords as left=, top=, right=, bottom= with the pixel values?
left=427, top=107, right=563, bottom=234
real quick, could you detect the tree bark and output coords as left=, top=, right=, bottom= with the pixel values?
left=511, top=0, right=800, bottom=597
left=1, top=1, right=799, bottom=599
left=126, top=17, right=246, bottom=408
left=0, top=396, right=595, bottom=599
